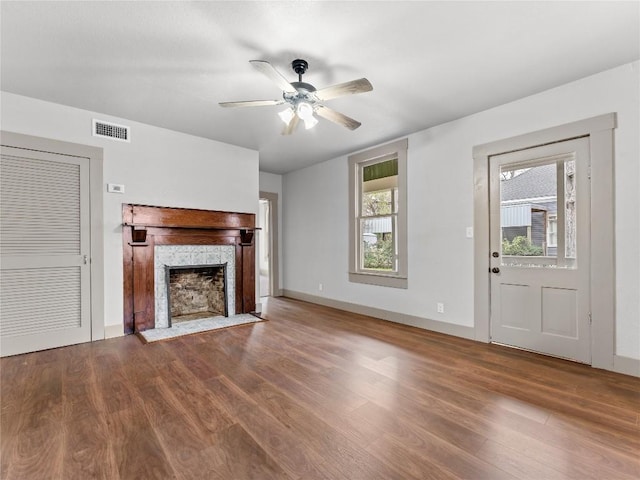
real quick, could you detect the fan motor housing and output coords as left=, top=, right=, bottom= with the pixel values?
left=291, top=81, right=316, bottom=92
left=284, top=81, right=317, bottom=106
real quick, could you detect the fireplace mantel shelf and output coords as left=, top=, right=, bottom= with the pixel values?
left=124, top=222, right=259, bottom=231
left=122, top=204, right=257, bottom=231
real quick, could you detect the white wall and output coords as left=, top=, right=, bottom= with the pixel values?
left=283, top=61, right=640, bottom=361
left=259, top=171, right=284, bottom=293
left=1, top=92, right=259, bottom=335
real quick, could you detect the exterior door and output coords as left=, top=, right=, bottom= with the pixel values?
left=0, top=145, right=91, bottom=356
left=489, top=137, right=591, bottom=363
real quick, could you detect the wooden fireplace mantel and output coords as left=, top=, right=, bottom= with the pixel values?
left=123, top=204, right=255, bottom=230
left=122, top=204, right=256, bottom=334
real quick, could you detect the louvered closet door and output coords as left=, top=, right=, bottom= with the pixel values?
left=1, top=146, right=91, bottom=356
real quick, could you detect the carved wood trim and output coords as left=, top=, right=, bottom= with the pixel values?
left=122, top=204, right=255, bottom=334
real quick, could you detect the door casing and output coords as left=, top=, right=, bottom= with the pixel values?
left=0, top=131, right=104, bottom=344
left=472, top=114, right=615, bottom=370
left=259, top=191, right=281, bottom=297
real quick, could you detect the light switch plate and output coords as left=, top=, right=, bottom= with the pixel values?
left=107, top=183, right=125, bottom=194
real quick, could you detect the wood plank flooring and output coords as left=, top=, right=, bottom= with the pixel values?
left=2, top=297, right=639, bottom=479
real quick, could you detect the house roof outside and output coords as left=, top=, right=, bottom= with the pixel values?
left=501, top=163, right=556, bottom=202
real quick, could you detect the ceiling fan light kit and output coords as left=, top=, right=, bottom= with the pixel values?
left=278, top=107, right=294, bottom=124
left=219, top=59, right=372, bottom=135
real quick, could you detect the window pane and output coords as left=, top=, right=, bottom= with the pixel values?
left=362, top=163, right=398, bottom=216
left=362, top=189, right=393, bottom=216
left=363, top=158, right=397, bottom=182
left=361, top=216, right=396, bottom=271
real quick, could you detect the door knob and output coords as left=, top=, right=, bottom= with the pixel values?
left=491, top=267, right=500, bottom=273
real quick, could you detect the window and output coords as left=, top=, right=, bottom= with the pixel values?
left=349, top=138, right=407, bottom=288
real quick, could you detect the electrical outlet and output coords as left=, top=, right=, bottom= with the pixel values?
left=318, top=283, right=323, bottom=291
left=436, top=302, right=445, bottom=314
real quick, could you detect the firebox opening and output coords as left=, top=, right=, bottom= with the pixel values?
left=166, top=263, right=228, bottom=326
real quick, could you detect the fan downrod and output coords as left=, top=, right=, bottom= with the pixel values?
left=292, top=59, right=308, bottom=82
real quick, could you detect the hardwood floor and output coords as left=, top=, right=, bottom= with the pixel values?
left=2, top=297, right=639, bottom=479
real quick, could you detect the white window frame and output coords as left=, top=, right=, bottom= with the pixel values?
left=348, top=138, right=408, bottom=288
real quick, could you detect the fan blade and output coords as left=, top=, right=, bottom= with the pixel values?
left=250, top=60, right=297, bottom=94
left=219, top=99, right=284, bottom=108
left=315, top=105, right=361, bottom=130
left=282, top=115, right=299, bottom=135
left=315, top=78, right=372, bottom=101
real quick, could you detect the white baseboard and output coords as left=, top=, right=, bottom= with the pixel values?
left=282, top=289, right=475, bottom=340
left=104, top=324, right=125, bottom=339
left=613, top=355, right=640, bottom=378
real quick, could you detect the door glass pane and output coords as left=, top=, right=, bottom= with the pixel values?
left=360, top=216, right=396, bottom=271
left=500, top=162, right=557, bottom=267
left=499, top=155, right=578, bottom=269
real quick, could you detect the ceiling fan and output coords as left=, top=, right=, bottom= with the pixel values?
left=219, top=59, right=373, bottom=135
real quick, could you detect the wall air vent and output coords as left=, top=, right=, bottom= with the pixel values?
left=93, top=119, right=130, bottom=142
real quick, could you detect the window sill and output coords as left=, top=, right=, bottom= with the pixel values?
left=349, top=272, right=408, bottom=289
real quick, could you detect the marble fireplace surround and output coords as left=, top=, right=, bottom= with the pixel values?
left=155, top=245, right=235, bottom=328
left=122, top=204, right=256, bottom=334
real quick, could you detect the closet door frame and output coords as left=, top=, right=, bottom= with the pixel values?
left=1, top=130, right=104, bottom=343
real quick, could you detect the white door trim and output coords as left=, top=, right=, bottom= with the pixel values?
left=472, top=113, right=616, bottom=371
left=0, top=131, right=105, bottom=342
left=259, top=191, right=281, bottom=297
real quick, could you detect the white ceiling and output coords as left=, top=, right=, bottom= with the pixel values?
left=1, top=1, right=638, bottom=174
